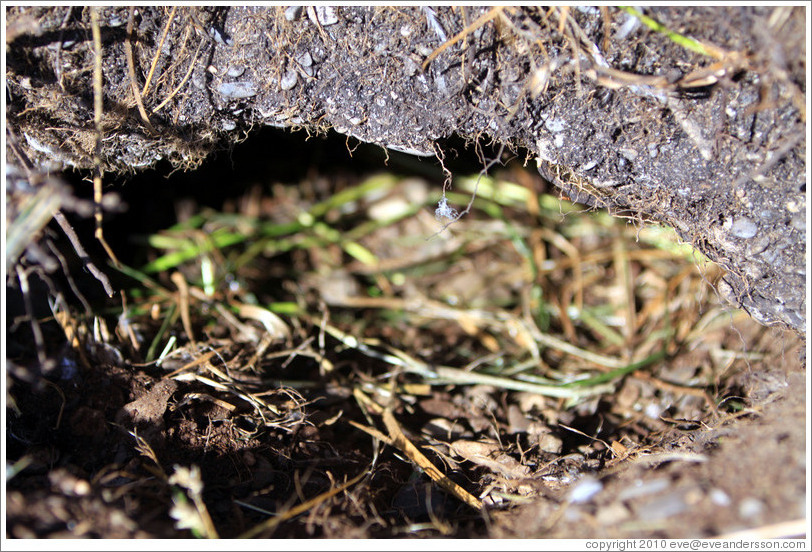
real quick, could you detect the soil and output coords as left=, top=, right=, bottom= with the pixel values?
left=6, top=5, right=806, bottom=333
left=4, top=5, right=808, bottom=542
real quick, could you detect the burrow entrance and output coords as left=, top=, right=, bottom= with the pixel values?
left=6, top=128, right=804, bottom=539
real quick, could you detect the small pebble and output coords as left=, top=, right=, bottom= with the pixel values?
left=580, top=159, right=599, bottom=171
left=537, top=432, right=563, bottom=454
left=739, top=497, right=765, bottom=519
left=644, top=403, right=663, bottom=419
left=403, top=57, right=419, bottom=77
left=615, top=14, right=639, bottom=41
left=280, top=70, right=298, bottom=91
left=226, top=65, right=245, bottom=78
left=284, top=6, right=303, bottom=21
left=709, top=488, right=731, bottom=506
left=210, top=27, right=232, bottom=46
left=310, top=6, right=338, bottom=26
left=297, top=52, right=313, bottom=67
left=730, top=216, right=758, bottom=239
left=791, top=212, right=805, bottom=231
left=569, top=476, right=603, bottom=504
left=217, top=81, right=257, bottom=99
left=545, top=118, right=567, bottom=133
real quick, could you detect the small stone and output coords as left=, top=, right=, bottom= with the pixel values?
left=309, top=6, right=338, bottom=26
left=297, top=52, right=313, bottom=67
left=210, top=27, right=232, bottom=46
left=284, top=6, right=303, bottom=21
left=417, top=45, right=434, bottom=57
left=545, top=118, right=567, bottom=133
left=710, top=488, right=731, bottom=506
left=226, top=65, right=245, bottom=78
left=791, top=212, right=805, bottom=231
left=217, top=81, right=257, bottom=99
left=280, top=70, right=298, bottom=91
left=747, top=235, right=771, bottom=256
left=403, top=57, right=419, bottom=77
left=744, top=262, right=765, bottom=281
left=580, top=159, right=599, bottom=171
left=507, top=404, right=530, bottom=434
left=739, top=497, right=765, bottom=519
left=569, top=476, right=603, bottom=503
left=538, top=432, right=563, bottom=454
left=730, top=216, right=758, bottom=239
left=644, top=402, right=663, bottom=419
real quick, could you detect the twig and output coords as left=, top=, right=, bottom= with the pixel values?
left=90, top=8, right=122, bottom=270
left=381, top=408, right=483, bottom=510
left=52, top=211, right=114, bottom=297
left=46, top=239, right=92, bottom=315
left=14, top=265, right=49, bottom=369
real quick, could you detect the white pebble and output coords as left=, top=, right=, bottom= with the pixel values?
left=545, top=118, right=567, bottom=133
left=226, top=65, right=245, bottom=78
left=309, top=6, right=338, bottom=26
left=569, top=476, right=603, bottom=504
left=730, top=216, right=758, bottom=239
left=284, top=6, right=303, bottom=21
left=280, top=70, right=298, bottom=91
left=710, top=488, right=731, bottom=506
left=217, top=81, right=257, bottom=99
left=739, top=498, right=765, bottom=518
